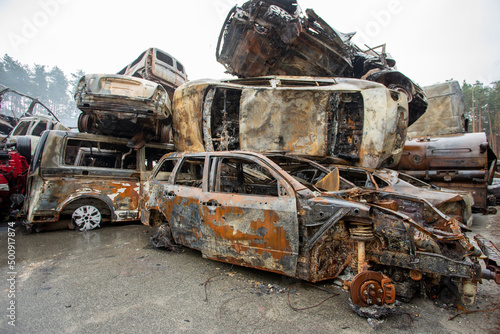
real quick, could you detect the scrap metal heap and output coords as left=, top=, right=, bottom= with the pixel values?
left=216, top=0, right=427, bottom=125
left=397, top=81, right=498, bottom=213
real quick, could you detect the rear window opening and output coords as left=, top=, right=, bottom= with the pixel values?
left=64, top=139, right=137, bottom=170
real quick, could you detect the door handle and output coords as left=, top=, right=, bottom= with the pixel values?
left=164, top=191, right=176, bottom=199
left=204, top=200, right=219, bottom=211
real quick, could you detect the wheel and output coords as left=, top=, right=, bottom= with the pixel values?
left=16, top=136, right=32, bottom=164
left=160, top=123, right=172, bottom=143
left=72, top=205, right=102, bottom=231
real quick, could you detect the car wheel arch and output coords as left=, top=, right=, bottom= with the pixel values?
left=59, top=195, right=115, bottom=221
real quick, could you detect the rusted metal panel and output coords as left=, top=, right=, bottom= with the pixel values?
left=408, top=80, right=467, bottom=137
left=239, top=89, right=331, bottom=155
left=398, top=133, right=490, bottom=170
left=173, top=77, right=409, bottom=169
left=172, top=81, right=210, bottom=152
left=396, top=132, right=497, bottom=210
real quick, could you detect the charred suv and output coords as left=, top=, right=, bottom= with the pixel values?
left=173, top=76, right=409, bottom=169
left=143, top=151, right=499, bottom=308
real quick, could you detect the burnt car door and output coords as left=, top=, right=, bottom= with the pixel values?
left=199, top=153, right=299, bottom=276
left=159, top=155, right=206, bottom=249
left=142, top=155, right=179, bottom=225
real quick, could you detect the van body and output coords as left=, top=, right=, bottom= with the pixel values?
left=21, top=130, right=173, bottom=231
left=117, top=48, right=188, bottom=98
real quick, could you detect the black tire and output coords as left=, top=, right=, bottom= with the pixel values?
left=16, top=136, right=32, bottom=164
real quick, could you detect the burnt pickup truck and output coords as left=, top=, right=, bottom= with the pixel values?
left=143, top=151, right=499, bottom=308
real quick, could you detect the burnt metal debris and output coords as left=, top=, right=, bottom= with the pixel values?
left=397, top=81, right=498, bottom=213
left=216, top=0, right=427, bottom=125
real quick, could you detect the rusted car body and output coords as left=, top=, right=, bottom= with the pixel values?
left=216, top=0, right=427, bottom=124
left=117, top=47, right=188, bottom=99
left=313, top=161, right=474, bottom=228
left=21, top=130, right=173, bottom=232
left=173, top=76, right=409, bottom=169
left=75, top=74, right=172, bottom=144
left=6, top=114, right=69, bottom=155
left=398, top=81, right=497, bottom=212
left=143, top=151, right=499, bottom=307
left=398, top=132, right=497, bottom=213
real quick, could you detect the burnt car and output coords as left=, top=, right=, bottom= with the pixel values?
left=397, top=132, right=497, bottom=213
left=74, top=74, right=172, bottom=144
left=173, top=76, right=409, bottom=169
left=21, top=130, right=173, bottom=232
left=310, top=160, right=474, bottom=228
left=143, top=151, right=499, bottom=308
left=117, top=47, right=188, bottom=99
left=1, top=85, right=66, bottom=145
left=6, top=114, right=69, bottom=155
left=216, top=0, right=427, bottom=124
left=397, top=81, right=497, bottom=213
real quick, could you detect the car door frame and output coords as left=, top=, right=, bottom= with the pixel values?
left=199, top=152, right=300, bottom=276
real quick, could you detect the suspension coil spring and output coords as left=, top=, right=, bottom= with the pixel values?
left=349, top=223, right=375, bottom=241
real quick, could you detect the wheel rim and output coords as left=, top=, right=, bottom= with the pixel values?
left=72, top=205, right=101, bottom=231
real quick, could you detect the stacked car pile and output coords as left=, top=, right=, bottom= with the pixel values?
left=19, top=0, right=499, bottom=314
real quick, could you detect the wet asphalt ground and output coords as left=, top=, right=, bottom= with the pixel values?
left=0, top=214, right=499, bottom=334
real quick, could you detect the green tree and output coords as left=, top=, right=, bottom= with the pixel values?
left=48, top=65, right=69, bottom=117
left=0, top=54, right=32, bottom=93
left=32, top=64, right=49, bottom=103
left=462, top=80, right=500, bottom=155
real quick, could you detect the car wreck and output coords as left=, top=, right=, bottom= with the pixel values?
left=1, top=85, right=65, bottom=143
left=74, top=74, right=173, bottom=144
left=397, top=81, right=497, bottom=213
left=216, top=0, right=427, bottom=124
left=21, top=130, right=173, bottom=232
left=173, top=76, right=409, bottom=169
left=117, top=47, right=188, bottom=99
left=310, top=158, right=474, bottom=228
left=144, top=150, right=499, bottom=308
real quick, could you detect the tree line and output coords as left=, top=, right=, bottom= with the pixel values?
left=0, top=54, right=84, bottom=127
left=462, top=81, right=500, bottom=154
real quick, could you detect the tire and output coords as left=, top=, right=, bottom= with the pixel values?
left=16, top=136, right=32, bottom=164
left=72, top=205, right=102, bottom=231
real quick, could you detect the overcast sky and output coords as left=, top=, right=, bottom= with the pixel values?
left=1, top=0, right=499, bottom=87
